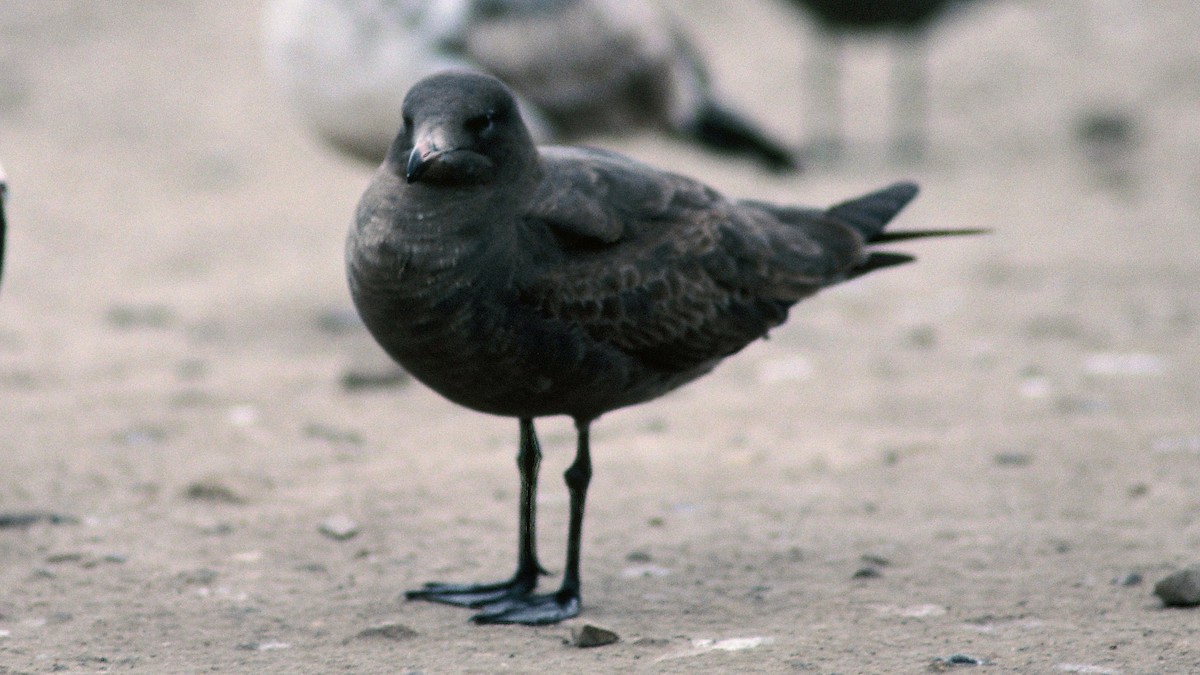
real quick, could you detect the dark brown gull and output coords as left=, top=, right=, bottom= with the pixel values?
left=346, top=70, right=979, bottom=624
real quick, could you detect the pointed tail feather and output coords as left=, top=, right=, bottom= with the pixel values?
left=826, top=181, right=920, bottom=241
left=845, top=251, right=916, bottom=281
left=831, top=182, right=986, bottom=282
left=870, top=228, right=990, bottom=243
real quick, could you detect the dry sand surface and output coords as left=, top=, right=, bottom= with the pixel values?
left=2, top=1, right=1200, bottom=672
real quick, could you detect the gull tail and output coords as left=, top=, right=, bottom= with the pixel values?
left=828, top=181, right=987, bottom=280
left=829, top=181, right=988, bottom=243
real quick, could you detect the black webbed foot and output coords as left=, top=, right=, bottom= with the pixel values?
left=405, top=573, right=538, bottom=608
left=470, top=588, right=580, bottom=625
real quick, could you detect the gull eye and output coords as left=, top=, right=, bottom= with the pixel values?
left=464, top=111, right=495, bottom=136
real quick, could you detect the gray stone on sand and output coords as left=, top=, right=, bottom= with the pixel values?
left=1154, top=565, right=1200, bottom=607
left=571, top=623, right=619, bottom=648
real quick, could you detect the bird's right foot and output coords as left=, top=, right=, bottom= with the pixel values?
left=405, top=574, right=538, bottom=608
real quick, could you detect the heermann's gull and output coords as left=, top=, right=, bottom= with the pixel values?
left=786, top=0, right=978, bottom=163
left=346, top=71, right=979, bottom=625
left=264, top=0, right=797, bottom=171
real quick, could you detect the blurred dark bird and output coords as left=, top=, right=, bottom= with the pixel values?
left=264, top=0, right=798, bottom=172
left=0, top=160, right=7, bottom=293
left=347, top=71, right=979, bottom=625
left=786, top=0, right=976, bottom=163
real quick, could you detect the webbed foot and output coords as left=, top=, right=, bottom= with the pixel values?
left=470, top=588, right=580, bottom=625
left=405, top=574, right=537, bottom=608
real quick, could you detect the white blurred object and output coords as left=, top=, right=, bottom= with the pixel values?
left=263, top=0, right=797, bottom=170
left=1083, top=351, right=1167, bottom=377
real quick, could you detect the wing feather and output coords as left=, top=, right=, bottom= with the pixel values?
left=521, top=147, right=861, bottom=371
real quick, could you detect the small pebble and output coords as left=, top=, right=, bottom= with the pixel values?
left=340, top=367, right=410, bottom=392
left=236, top=641, right=291, bottom=651
left=183, top=480, right=246, bottom=505
left=570, top=623, right=620, bottom=648
left=1113, top=572, right=1142, bottom=587
left=319, top=515, right=360, bottom=541
left=1154, top=565, right=1200, bottom=607
left=621, top=563, right=672, bottom=578
left=351, top=622, right=418, bottom=642
left=994, top=452, right=1032, bottom=467
left=178, top=568, right=218, bottom=585
left=227, top=405, right=259, bottom=427
left=930, top=653, right=987, bottom=669
left=852, top=566, right=882, bottom=579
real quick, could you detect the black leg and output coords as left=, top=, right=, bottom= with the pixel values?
left=891, top=31, right=928, bottom=164
left=807, top=33, right=845, bottom=165
left=472, top=418, right=593, bottom=625
left=405, top=417, right=547, bottom=607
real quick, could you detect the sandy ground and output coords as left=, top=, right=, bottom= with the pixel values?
left=2, top=1, right=1200, bottom=672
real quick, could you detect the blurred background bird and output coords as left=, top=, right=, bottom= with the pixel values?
left=785, top=0, right=978, bottom=164
left=264, top=0, right=800, bottom=172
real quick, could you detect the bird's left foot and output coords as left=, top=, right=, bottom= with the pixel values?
left=470, top=588, right=580, bottom=625
left=405, top=574, right=537, bottom=608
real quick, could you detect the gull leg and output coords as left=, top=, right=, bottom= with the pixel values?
left=405, top=417, right=548, bottom=607
left=472, top=418, right=593, bottom=625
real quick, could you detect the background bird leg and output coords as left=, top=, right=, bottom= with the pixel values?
left=891, top=29, right=929, bottom=164
left=807, top=34, right=845, bottom=164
